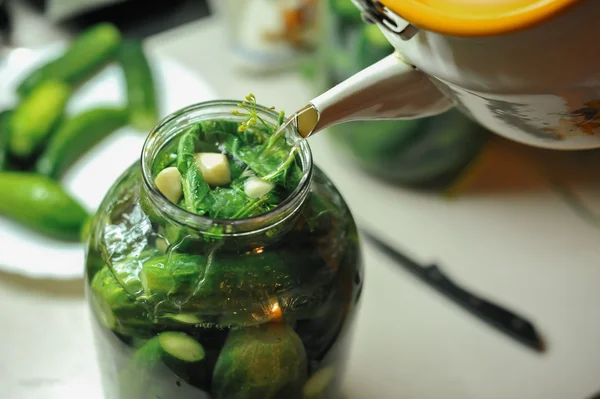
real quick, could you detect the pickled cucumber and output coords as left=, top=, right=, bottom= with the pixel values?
left=90, top=266, right=147, bottom=332
left=159, top=332, right=206, bottom=363
left=137, top=249, right=325, bottom=316
left=212, top=323, right=308, bottom=399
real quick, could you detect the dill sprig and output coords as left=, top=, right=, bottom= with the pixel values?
left=230, top=93, right=301, bottom=190
left=231, top=93, right=274, bottom=133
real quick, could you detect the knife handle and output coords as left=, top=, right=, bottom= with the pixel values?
left=422, top=264, right=539, bottom=341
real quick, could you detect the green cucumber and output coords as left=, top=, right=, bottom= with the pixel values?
left=118, top=337, right=164, bottom=398
left=9, top=80, right=71, bottom=159
left=163, top=221, right=185, bottom=245
left=368, top=110, right=490, bottom=185
left=162, top=313, right=202, bottom=325
left=117, top=39, right=158, bottom=131
left=332, top=109, right=491, bottom=187
left=132, top=336, right=163, bottom=365
left=139, top=253, right=203, bottom=298
left=17, top=23, right=121, bottom=97
left=0, top=172, right=88, bottom=241
left=158, top=331, right=205, bottom=363
left=35, top=107, right=129, bottom=178
left=342, top=119, right=423, bottom=163
left=85, top=245, right=105, bottom=281
left=90, top=266, right=147, bottom=332
left=137, top=250, right=326, bottom=315
left=133, top=249, right=331, bottom=328
left=128, top=332, right=207, bottom=390
left=295, top=281, right=346, bottom=360
left=303, top=367, right=336, bottom=399
left=212, top=323, right=308, bottom=399
left=0, top=110, right=12, bottom=170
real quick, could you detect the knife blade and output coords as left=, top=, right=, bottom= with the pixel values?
left=362, top=230, right=545, bottom=352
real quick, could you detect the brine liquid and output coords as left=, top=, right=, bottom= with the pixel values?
left=85, top=166, right=363, bottom=399
left=90, top=305, right=359, bottom=399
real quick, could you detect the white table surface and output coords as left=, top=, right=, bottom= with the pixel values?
left=3, top=16, right=600, bottom=399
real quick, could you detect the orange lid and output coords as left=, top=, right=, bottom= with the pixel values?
left=379, top=0, right=584, bottom=37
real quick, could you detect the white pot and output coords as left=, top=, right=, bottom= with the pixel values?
left=301, top=0, right=600, bottom=150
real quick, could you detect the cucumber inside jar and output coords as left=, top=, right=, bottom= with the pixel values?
left=86, top=97, right=362, bottom=399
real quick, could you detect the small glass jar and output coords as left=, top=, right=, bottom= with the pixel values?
left=84, top=101, right=363, bottom=399
left=308, top=0, right=490, bottom=189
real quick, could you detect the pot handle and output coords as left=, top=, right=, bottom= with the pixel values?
left=294, top=53, right=453, bottom=138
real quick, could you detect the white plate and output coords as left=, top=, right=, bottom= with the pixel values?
left=0, top=45, right=217, bottom=279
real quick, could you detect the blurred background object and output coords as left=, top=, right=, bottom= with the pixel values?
left=0, top=0, right=12, bottom=49
left=0, top=0, right=211, bottom=49
left=27, top=0, right=126, bottom=22
left=0, top=8, right=217, bottom=274
left=3, top=0, right=320, bottom=71
left=208, top=0, right=320, bottom=73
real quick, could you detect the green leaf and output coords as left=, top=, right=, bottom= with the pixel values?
left=152, top=151, right=177, bottom=176
left=151, top=94, right=303, bottom=221
left=231, top=194, right=275, bottom=219
left=176, top=125, right=210, bottom=214
left=206, top=187, right=249, bottom=219
left=199, top=120, right=239, bottom=138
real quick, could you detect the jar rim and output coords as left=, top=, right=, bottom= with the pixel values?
left=140, top=100, right=313, bottom=237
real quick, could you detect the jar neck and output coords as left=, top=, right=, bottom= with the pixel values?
left=140, top=100, right=313, bottom=238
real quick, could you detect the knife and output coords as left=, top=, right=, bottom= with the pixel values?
left=362, top=230, right=545, bottom=352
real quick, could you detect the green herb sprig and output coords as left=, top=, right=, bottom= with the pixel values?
left=154, top=94, right=302, bottom=221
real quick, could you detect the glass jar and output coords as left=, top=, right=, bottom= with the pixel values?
left=309, top=0, right=491, bottom=189
left=84, top=101, right=363, bottom=399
